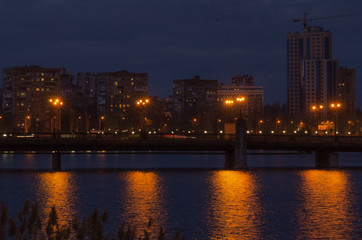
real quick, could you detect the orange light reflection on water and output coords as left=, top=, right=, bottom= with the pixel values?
left=298, top=170, right=356, bottom=239
left=207, top=171, right=262, bottom=239
left=36, top=172, right=78, bottom=226
left=24, top=154, right=36, bottom=168
left=120, top=171, right=166, bottom=232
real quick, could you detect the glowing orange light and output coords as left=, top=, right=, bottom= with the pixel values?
left=137, top=98, right=150, bottom=106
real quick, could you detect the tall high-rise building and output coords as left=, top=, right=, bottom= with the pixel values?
left=287, top=26, right=338, bottom=117
left=2, top=66, right=61, bottom=131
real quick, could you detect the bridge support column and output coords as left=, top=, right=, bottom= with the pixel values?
left=225, top=118, right=247, bottom=169
left=52, top=150, right=61, bottom=170
left=315, top=151, right=339, bottom=168
left=224, top=149, right=235, bottom=169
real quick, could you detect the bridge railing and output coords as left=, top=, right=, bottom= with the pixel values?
left=1, top=132, right=362, bottom=145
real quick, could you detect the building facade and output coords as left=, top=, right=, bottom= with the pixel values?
left=287, top=26, right=338, bottom=117
left=217, top=85, right=264, bottom=120
left=231, top=75, right=254, bottom=86
left=172, top=75, right=217, bottom=114
left=76, top=72, right=97, bottom=106
left=2, top=66, right=61, bottom=132
left=96, top=70, right=148, bottom=130
left=336, top=66, right=356, bottom=118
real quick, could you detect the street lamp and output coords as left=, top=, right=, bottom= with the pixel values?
left=236, top=97, right=245, bottom=119
left=77, top=116, right=82, bottom=133
left=311, top=104, right=324, bottom=134
left=330, top=102, right=342, bottom=137
left=99, top=116, right=105, bottom=131
left=224, top=97, right=245, bottom=118
left=24, top=115, right=31, bottom=133
left=49, top=98, right=63, bottom=138
left=276, top=119, right=281, bottom=134
left=136, top=98, right=150, bottom=139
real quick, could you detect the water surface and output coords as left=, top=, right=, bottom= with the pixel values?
left=1, top=152, right=362, bottom=239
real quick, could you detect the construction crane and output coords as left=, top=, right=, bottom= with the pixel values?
left=293, top=12, right=358, bottom=28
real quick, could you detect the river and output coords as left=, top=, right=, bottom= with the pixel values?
left=1, top=152, right=362, bottom=239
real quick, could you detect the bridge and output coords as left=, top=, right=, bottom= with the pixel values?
left=1, top=133, right=362, bottom=170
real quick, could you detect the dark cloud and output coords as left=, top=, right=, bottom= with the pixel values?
left=1, top=0, right=362, bottom=105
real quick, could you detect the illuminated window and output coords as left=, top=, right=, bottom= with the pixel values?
left=36, top=88, right=40, bottom=91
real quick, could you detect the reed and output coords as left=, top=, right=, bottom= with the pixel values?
left=0, top=200, right=186, bottom=240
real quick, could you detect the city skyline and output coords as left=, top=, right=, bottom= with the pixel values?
left=0, top=0, right=361, bottom=106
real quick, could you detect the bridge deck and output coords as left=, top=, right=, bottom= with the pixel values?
left=0, top=134, right=361, bottom=152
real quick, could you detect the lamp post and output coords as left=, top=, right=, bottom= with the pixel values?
left=330, top=103, right=341, bottom=138
left=258, top=120, right=263, bottom=134
left=24, top=115, right=31, bottom=133
left=136, top=98, right=150, bottom=140
left=77, top=116, right=82, bottom=133
left=311, top=104, right=324, bottom=134
left=224, top=97, right=247, bottom=168
left=236, top=97, right=245, bottom=119
left=49, top=98, right=63, bottom=138
left=99, top=116, right=105, bottom=131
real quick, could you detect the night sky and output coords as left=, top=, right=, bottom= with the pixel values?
left=1, top=0, right=361, bottom=106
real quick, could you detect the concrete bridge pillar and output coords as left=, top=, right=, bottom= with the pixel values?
left=225, top=118, right=247, bottom=169
left=235, top=118, right=248, bottom=168
left=315, top=151, right=339, bottom=168
left=52, top=150, right=61, bottom=170
left=224, top=149, right=235, bottom=169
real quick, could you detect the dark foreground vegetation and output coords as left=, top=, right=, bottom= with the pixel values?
left=0, top=201, right=186, bottom=240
